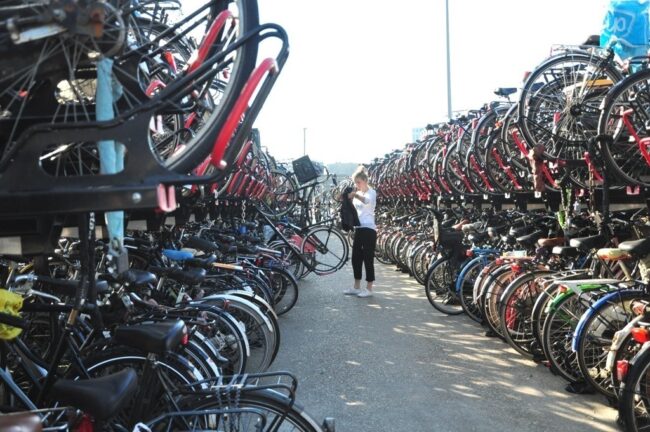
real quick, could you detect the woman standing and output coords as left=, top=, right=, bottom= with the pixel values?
left=343, top=167, right=377, bottom=298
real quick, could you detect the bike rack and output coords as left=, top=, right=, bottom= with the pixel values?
left=0, top=23, right=289, bottom=254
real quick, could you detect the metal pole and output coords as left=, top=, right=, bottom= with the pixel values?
left=303, top=127, right=306, bottom=155
left=445, top=0, right=452, bottom=119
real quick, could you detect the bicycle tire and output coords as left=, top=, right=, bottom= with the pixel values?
left=576, top=289, right=646, bottom=399
left=266, top=267, right=299, bottom=316
left=619, top=344, right=650, bottom=431
left=165, top=0, right=260, bottom=173
left=498, top=270, right=553, bottom=358
left=518, top=50, right=622, bottom=156
left=200, top=296, right=276, bottom=373
left=183, top=389, right=324, bottom=432
left=597, top=67, right=650, bottom=187
left=424, top=256, right=463, bottom=315
left=457, top=258, right=490, bottom=323
left=541, top=293, right=587, bottom=384
left=258, top=170, right=299, bottom=217
left=80, top=347, right=205, bottom=425
left=300, top=226, right=349, bottom=276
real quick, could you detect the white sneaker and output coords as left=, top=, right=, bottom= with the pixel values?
left=343, top=288, right=360, bottom=295
left=357, top=288, right=373, bottom=298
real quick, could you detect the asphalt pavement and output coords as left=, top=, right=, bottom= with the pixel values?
left=271, top=262, right=619, bottom=432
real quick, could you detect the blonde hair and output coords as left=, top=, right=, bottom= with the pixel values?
left=352, top=165, right=368, bottom=182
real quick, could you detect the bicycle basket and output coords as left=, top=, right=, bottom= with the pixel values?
left=292, top=155, right=318, bottom=184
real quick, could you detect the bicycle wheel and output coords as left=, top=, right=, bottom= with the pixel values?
left=80, top=347, right=205, bottom=426
left=619, top=345, right=650, bottom=432
left=597, top=68, right=650, bottom=186
left=180, top=389, right=324, bottom=432
left=532, top=270, right=590, bottom=357
left=541, top=293, right=588, bottom=384
left=424, top=257, right=463, bottom=315
left=266, top=267, right=299, bottom=316
left=483, top=267, right=518, bottom=340
left=268, top=240, right=305, bottom=280
left=0, top=1, right=259, bottom=175
left=518, top=50, right=622, bottom=157
left=201, top=296, right=276, bottom=373
left=576, top=290, right=645, bottom=398
left=300, top=226, right=349, bottom=276
left=411, top=242, right=434, bottom=285
left=258, top=170, right=299, bottom=217
left=611, top=332, right=643, bottom=401
left=457, top=258, right=489, bottom=323
left=499, top=271, right=553, bottom=358
left=149, top=0, right=260, bottom=173
left=225, top=290, right=282, bottom=365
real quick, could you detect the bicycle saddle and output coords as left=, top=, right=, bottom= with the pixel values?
left=185, top=236, right=220, bottom=254
left=510, top=225, right=536, bottom=238
left=487, top=225, right=508, bottom=237
left=111, top=269, right=157, bottom=287
left=596, top=248, right=632, bottom=261
left=149, top=266, right=206, bottom=286
left=619, top=238, right=650, bottom=258
left=458, top=220, right=477, bottom=232
left=569, top=234, right=607, bottom=252
left=216, top=234, right=237, bottom=243
left=52, top=368, right=138, bottom=421
left=114, top=320, right=186, bottom=355
left=0, top=413, right=42, bottom=432
left=494, top=87, right=517, bottom=97
left=552, top=246, right=578, bottom=258
left=516, top=230, right=545, bottom=247
left=163, top=249, right=194, bottom=261
left=184, top=256, right=218, bottom=269
left=538, top=237, right=564, bottom=248
left=36, top=277, right=110, bottom=297
left=236, top=244, right=259, bottom=255
left=468, top=231, right=488, bottom=244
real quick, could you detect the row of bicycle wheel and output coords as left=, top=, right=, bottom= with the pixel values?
left=367, top=39, right=650, bottom=202
left=374, top=202, right=650, bottom=431
left=0, top=191, right=341, bottom=430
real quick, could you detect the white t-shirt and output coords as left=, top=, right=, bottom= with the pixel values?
left=353, top=188, right=376, bottom=230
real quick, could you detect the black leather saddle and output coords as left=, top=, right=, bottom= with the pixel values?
left=114, top=320, right=186, bottom=355
left=52, top=368, right=138, bottom=421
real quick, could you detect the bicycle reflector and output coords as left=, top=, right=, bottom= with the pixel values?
left=495, top=258, right=504, bottom=266
left=617, top=360, right=629, bottom=383
left=511, top=263, right=522, bottom=273
left=557, top=284, right=569, bottom=294
left=466, top=249, right=474, bottom=258
left=631, top=327, right=650, bottom=344
left=181, top=325, right=189, bottom=346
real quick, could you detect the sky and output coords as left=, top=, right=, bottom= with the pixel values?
left=252, top=0, right=611, bottom=165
